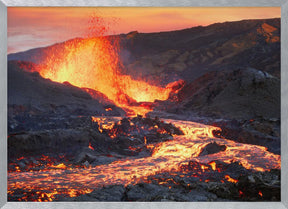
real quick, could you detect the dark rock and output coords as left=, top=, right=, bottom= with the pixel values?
left=126, top=183, right=170, bottom=201
left=156, top=68, right=280, bottom=121
left=8, top=61, right=124, bottom=118
left=17, top=161, right=27, bottom=170
left=236, top=170, right=280, bottom=201
left=205, top=181, right=239, bottom=200
left=8, top=127, right=114, bottom=159
left=174, top=189, right=217, bottom=201
left=212, top=118, right=280, bottom=154
left=198, top=142, right=227, bottom=156
left=91, top=155, right=117, bottom=166
left=8, top=129, right=90, bottom=158
left=74, top=185, right=126, bottom=201
left=73, top=148, right=97, bottom=164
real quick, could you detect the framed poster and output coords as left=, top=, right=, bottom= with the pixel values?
left=1, top=0, right=287, bottom=209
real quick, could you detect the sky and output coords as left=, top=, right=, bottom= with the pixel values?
left=8, top=7, right=281, bottom=54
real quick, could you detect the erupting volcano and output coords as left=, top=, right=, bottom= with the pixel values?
left=41, top=37, right=175, bottom=115
left=7, top=11, right=281, bottom=202
left=22, top=17, right=179, bottom=116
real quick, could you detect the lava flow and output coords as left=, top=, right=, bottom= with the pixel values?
left=8, top=117, right=280, bottom=201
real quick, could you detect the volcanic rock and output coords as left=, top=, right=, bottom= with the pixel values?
left=212, top=118, right=280, bottom=154
left=8, top=61, right=124, bottom=117
left=158, top=68, right=280, bottom=121
left=8, top=126, right=113, bottom=159
left=126, top=183, right=170, bottom=201
left=70, top=185, right=126, bottom=201
left=73, top=148, right=98, bottom=164
left=103, top=116, right=183, bottom=146
left=91, top=155, right=118, bottom=166
left=198, top=142, right=227, bottom=156
left=173, top=189, right=217, bottom=201
left=8, top=129, right=87, bottom=158
left=236, top=169, right=280, bottom=201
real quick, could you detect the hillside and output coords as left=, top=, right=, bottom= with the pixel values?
left=8, top=18, right=280, bottom=84
left=8, top=18, right=280, bottom=121
left=8, top=61, right=124, bottom=133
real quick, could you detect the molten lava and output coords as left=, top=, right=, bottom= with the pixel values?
left=19, top=15, right=182, bottom=116
left=33, top=36, right=173, bottom=116
left=8, top=117, right=281, bottom=201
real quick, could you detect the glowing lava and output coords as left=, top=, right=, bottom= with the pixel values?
left=33, top=36, right=173, bottom=116
left=20, top=15, right=183, bottom=116
left=8, top=117, right=281, bottom=201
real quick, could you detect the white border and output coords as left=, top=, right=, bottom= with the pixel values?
left=1, top=1, right=287, bottom=209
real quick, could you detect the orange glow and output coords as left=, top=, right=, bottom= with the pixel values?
left=8, top=117, right=281, bottom=201
left=239, top=190, right=244, bottom=196
left=208, top=161, right=217, bottom=171
left=201, top=165, right=209, bottom=172
left=88, top=142, right=95, bottom=150
left=50, top=163, right=67, bottom=169
left=225, top=175, right=238, bottom=184
left=259, top=191, right=263, bottom=197
left=35, top=35, right=172, bottom=116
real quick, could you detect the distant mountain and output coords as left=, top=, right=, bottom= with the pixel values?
left=8, top=18, right=280, bottom=85
left=120, top=18, right=280, bottom=84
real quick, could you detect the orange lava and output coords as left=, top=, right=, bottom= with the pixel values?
left=39, top=37, right=173, bottom=116
left=225, top=175, right=238, bottom=184
left=259, top=191, right=263, bottom=197
left=50, top=163, right=67, bottom=169
left=27, top=15, right=176, bottom=116
left=8, top=117, right=281, bottom=201
left=208, top=161, right=217, bottom=171
left=88, top=142, right=95, bottom=150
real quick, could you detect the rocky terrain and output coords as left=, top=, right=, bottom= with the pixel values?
left=120, top=19, right=280, bottom=86
left=8, top=116, right=280, bottom=202
left=155, top=67, right=280, bottom=120
left=10, top=162, right=280, bottom=202
left=8, top=61, right=124, bottom=118
left=7, top=18, right=281, bottom=202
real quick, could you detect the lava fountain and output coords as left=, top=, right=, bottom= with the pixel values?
left=28, top=16, right=176, bottom=116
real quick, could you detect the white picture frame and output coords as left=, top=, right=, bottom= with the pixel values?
left=1, top=0, right=287, bottom=209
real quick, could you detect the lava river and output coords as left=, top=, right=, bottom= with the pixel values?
left=8, top=117, right=280, bottom=201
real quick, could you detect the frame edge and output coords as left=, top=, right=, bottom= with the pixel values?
left=0, top=0, right=7, bottom=205
left=281, top=0, right=288, bottom=207
left=1, top=1, right=287, bottom=209
left=0, top=0, right=7, bottom=208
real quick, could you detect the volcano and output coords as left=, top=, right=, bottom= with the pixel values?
left=8, top=18, right=280, bottom=202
